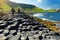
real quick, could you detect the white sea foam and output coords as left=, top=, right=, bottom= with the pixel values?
left=31, top=13, right=60, bottom=22
left=41, top=18, right=56, bottom=22
left=41, top=18, right=48, bottom=20
left=33, top=13, right=44, bottom=17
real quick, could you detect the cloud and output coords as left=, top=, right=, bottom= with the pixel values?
left=37, top=0, right=42, bottom=2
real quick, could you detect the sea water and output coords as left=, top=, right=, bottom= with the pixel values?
left=31, top=12, right=60, bottom=27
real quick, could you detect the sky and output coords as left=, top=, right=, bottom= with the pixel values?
left=10, top=0, right=60, bottom=10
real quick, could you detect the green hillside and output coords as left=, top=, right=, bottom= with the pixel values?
left=0, top=0, right=57, bottom=12
left=0, top=1, right=11, bottom=12
left=5, top=0, right=43, bottom=12
left=6, top=1, right=36, bottom=9
left=6, top=1, right=56, bottom=12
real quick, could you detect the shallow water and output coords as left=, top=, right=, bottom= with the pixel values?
left=31, top=12, right=60, bottom=22
left=31, top=12, right=60, bottom=27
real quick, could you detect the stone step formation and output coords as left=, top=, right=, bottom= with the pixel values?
left=0, top=12, right=60, bottom=40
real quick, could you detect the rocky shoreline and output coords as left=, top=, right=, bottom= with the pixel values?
left=0, top=12, right=60, bottom=40
left=31, top=16, right=60, bottom=32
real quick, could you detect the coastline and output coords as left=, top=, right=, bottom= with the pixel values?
left=30, top=16, right=60, bottom=32
left=41, top=18, right=60, bottom=27
left=29, top=12, right=60, bottom=31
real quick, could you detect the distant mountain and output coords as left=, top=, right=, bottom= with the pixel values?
left=5, top=0, right=43, bottom=12
left=6, top=0, right=36, bottom=9
left=0, top=0, right=57, bottom=12
left=0, top=0, right=36, bottom=12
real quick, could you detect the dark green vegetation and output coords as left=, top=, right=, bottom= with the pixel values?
left=6, top=0, right=44, bottom=12
left=0, top=0, right=58, bottom=12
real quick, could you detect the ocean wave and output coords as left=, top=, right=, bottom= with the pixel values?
left=33, top=13, right=44, bottom=17
left=31, top=12, right=60, bottom=22
left=41, top=18, right=48, bottom=20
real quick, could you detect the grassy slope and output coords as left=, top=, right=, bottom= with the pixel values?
left=6, top=1, right=44, bottom=12
left=0, top=0, right=11, bottom=12
left=0, top=0, right=57, bottom=12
